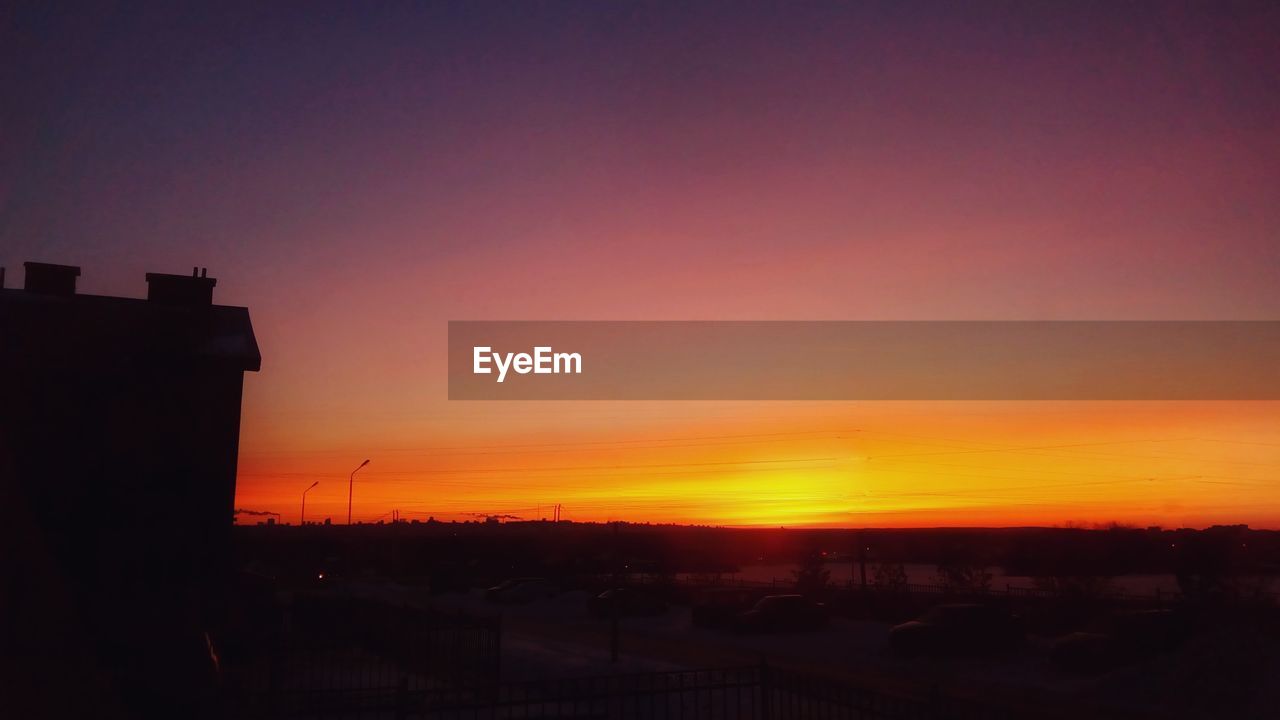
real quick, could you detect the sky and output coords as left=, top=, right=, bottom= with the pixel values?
left=4, top=1, right=1280, bottom=528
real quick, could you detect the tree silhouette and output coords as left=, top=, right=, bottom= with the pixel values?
left=793, top=548, right=831, bottom=596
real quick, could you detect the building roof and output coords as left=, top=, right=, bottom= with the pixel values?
left=0, top=287, right=261, bottom=373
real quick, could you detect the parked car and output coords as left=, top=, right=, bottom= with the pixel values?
left=1048, top=631, right=1113, bottom=672
left=691, top=588, right=763, bottom=629
left=589, top=588, right=668, bottom=618
left=1051, top=609, right=1189, bottom=672
left=485, top=578, right=558, bottom=604
left=732, top=595, right=828, bottom=633
left=888, top=604, right=1022, bottom=656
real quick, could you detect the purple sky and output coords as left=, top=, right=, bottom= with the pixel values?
left=4, top=2, right=1279, bottom=526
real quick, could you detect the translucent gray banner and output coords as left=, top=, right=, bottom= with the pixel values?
left=448, top=321, right=1280, bottom=400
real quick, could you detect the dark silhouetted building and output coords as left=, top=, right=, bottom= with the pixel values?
left=1, top=262, right=260, bottom=717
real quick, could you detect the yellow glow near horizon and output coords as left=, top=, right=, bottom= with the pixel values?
left=234, top=401, right=1280, bottom=529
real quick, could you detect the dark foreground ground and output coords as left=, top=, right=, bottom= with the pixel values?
left=217, top=522, right=1280, bottom=719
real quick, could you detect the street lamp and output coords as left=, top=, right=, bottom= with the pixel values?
left=347, top=459, right=370, bottom=525
left=301, top=480, right=319, bottom=525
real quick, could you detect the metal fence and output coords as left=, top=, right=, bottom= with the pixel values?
left=420, top=666, right=764, bottom=720
left=662, top=574, right=1255, bottom=607
left=223, top=594, right=502, bottom=718
left=225, top=664, right=1013, bottom=720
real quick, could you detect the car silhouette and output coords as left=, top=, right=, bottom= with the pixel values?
left=691, top=588, right=763, bottom=629
left=731, top=594, right=828, bottom=633
left=485, top=578, right=558, bottom=604
left=1051, top=609, right=1190, bottom=672
left=589, top=588, right=668, bottom=618
left=888, top=603, right=1023, bottom=656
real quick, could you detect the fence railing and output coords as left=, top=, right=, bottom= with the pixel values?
left=223, top=594, right=502, bottom=718
left=654, top=574, right=1279, bottom=606
left=226, top=663, right=1013, bottom=719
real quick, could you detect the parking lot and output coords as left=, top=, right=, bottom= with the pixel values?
left=429, top=586, right=1097, bottom=713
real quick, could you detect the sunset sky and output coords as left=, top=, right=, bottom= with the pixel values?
left=4, top=1, right=1279, bottom=527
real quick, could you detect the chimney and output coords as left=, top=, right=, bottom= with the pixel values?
left=24, top=262, right=81, bottom=296
left=145, top=267, right=217, bottom=306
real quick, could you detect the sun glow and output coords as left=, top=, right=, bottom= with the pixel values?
left=235, top=401, right=1280, bottom=529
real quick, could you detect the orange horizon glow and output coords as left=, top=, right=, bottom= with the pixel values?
left=234, top=400, right=1280, bottom=530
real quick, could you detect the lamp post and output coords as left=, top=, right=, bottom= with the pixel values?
left=301, top=480, right=319, bottom=525
left=347, top=459, right=370, bottom=525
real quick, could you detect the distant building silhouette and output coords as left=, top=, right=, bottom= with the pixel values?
left=1, top=262, right=260, bottom=717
